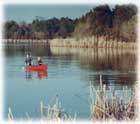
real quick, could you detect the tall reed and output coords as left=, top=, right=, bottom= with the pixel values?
left=89, top=75, right=137, bottom=121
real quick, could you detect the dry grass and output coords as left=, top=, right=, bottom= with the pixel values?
left=49, top=37, right=136, bottom=49
left=89, top=75, right=137, bottom=121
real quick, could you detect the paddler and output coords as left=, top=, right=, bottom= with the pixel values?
left=37, top=57, right=43, bottom=65
left=25, top=53, right=32, bottom=65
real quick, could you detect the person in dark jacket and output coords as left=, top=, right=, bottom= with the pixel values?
left=37, top=57, right=43, bottom=65
left=25, top=54, right=32, bottom=65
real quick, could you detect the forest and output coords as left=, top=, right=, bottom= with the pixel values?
left=4, top=4, right=137, bottom=42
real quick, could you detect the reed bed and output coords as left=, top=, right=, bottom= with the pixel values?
left=49, top=37, right=136, bottom=49
left=89, top=75, right=137, bottom=121
left=4, top=39, right=48, bottom=43
left=4, top=37, right=136, bottom=49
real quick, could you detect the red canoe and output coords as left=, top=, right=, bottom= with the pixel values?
left=26, top=64, right=48, bottom=71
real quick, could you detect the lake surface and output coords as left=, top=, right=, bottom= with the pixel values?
left=4, top=43, right=137, bottom=120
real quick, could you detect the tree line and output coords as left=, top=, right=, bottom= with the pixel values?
left=4, top=4, right=137, bottom=42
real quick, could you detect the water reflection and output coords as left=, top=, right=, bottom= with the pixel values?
left=25, top=71, right=32, bottom=79
left=25, top=70, right=48, bottom=79
left=50, top=47, right=136, bottom=71
left=50, top=47, right=136, bottom=87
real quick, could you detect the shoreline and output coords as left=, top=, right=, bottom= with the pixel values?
left=4, top=37, right=136, bottom=49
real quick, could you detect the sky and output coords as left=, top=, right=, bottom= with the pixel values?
left=4, top=5, right=96, bottom=23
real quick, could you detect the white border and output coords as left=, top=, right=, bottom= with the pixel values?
left=0, top=0, right=140, bottom=124
left=1, top=0, right=140, bottom=4
left=1, top=0, right=140, bottom=5
left=0, top=0, right=4, bottom=122
left=137, top=1, right=140, bottom=122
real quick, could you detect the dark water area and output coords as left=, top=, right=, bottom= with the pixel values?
left=4, top=43, right=137, bottom=120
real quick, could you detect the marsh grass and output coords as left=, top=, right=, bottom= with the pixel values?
left=40, top=95, right=67, bottom=121
left=50, top=37, right=136, bottom=49
left=89, top=75, right=137, bottom=121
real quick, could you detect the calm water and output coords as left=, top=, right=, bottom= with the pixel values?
left=4, top=43, right=136, bottom=120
